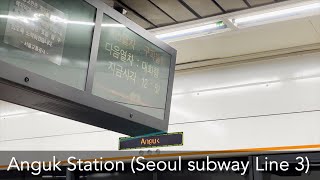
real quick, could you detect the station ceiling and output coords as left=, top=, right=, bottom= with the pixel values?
left=100, top=0, right=320, bottom=67
left=107, top=0, right=288, bottom=29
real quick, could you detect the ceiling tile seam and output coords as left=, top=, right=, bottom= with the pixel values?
left=211, top=0, right=227, bottom=13
left=169, top=109, right=320, bottom=126
left=147, top=0, right=178, bottom=23
left=242, top=0, right=252, bottom=8
left=116, top=0, right=158, bottom=27
left=177, top=0, right=202, bottom=18
left=0, top=130, right=109, bottom=143
left=309, top=19, right=320, bottom=39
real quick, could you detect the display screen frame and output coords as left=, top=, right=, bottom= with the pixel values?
left=91, top=13, right=173, bottom=120
left=0, top=0, right=176, bottom=136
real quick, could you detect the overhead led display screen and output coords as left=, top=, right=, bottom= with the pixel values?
left=92, top=14, right=172, bottom=120
left=0, top=0, right=176, bottom=136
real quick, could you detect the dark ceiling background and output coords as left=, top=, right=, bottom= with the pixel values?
left=107, top=0, right=289, bottom=29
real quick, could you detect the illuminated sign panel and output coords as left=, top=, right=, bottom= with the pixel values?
left=119, top=132, right=183, bottom=150
left=4, top=0, right=67, bottom=65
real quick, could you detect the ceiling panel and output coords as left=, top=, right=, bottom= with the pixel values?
left=247, top=0, right=274, bottom=6
left=105, top=0, right=289, bottom=29
left=215, top=0, right=248, bottom=11
left=309, top=15, right=320, bottom=36
left=170, top=17, right=320, bottom=64
left=183, top=0, right=223, bottom=17
left=120, top=0, right=175, bottom=26
left=150, top=0, right=197, bottom=22
left=121, top=6, right=155, bottom=29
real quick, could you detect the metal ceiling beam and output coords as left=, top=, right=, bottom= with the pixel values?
left=178, top=0, right=202, bottom=18
left=242, top=0, right=252, bottom=8
left=116, top=0, right=158, bottom=28
left=211, top=0, right=227, bottom=13
left=147, top=0, right=178, bottom=23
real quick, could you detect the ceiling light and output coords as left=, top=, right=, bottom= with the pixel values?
left=231, top=1, right=320, bottom=28
left=154, top=21, right=229, bottom=42
left=101, top=23, right=126, bottom=27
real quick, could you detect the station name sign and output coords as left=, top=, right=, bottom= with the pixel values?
left=119, top=132, right=183, bottom=150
